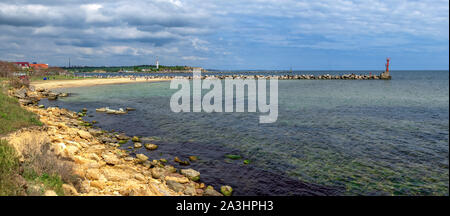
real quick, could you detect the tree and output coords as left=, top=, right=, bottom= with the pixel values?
left=0, top=61, right=20, bottom=78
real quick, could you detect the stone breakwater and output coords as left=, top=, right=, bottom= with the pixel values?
left=80, top=71, right=392, bottom=80
left=6, top=87, right=226, bottom=196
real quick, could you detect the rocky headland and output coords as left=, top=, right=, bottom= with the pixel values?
left=4, top=86, right=226, bottom=196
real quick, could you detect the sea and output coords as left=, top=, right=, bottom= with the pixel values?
left=40, top=70, right=449, bottom=195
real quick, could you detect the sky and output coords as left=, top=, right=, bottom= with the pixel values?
left=0, top=0, right=448, bottom=70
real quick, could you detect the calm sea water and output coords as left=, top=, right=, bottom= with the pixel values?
left=42, top=70, right=449, bottom=195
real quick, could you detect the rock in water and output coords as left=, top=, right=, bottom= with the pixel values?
left=180, top=169, right=200, bottom=181
left=131, top=136, right=140, bottom=142
left=134, top=142, right=142, bottom=148
left=96, top=107, right=107, bottom=112
left=116, top=134, right=130, bottom=140
left=225, top=154, right=241, bottom=160
left=220, top=185, right=233, bottom=196
left=188, top=156, right=198, bottom=161
left=145, top=143, right=158, bottom=150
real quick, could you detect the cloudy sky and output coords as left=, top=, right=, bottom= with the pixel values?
left=0, top=0, right=448, bottom=70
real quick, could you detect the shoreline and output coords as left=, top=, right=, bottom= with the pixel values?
left=4, top=86, right=226, bottom=196
left=31, top=77, right=172, bottom=90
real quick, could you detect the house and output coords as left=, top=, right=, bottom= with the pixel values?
left=14, top=62, right=30, bottom=69
left=30, top=63, right=49, bottom=69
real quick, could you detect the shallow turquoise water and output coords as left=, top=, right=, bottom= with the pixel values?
left=44, top=70, right=449, bottom=195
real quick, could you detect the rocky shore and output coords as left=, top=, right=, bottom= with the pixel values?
left=5, top=86, right=226, bottom=196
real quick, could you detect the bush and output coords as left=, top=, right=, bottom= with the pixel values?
left=0, top=61, right=19, bottom=78
left=21, top=139, right=80, bottom=194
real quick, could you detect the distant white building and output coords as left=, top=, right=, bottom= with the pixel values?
left=156, top=57, right=159, bottom=69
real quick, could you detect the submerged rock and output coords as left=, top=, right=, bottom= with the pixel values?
left=225, top=154, right=241, bottom=160
left=188, top=156, right=198, bottom=161
left=144, top=143, right=158, bottom=150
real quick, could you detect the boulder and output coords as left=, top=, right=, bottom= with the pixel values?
left=18, top=99, right=33, bottom=105
left=166, top=180, right=184, bottom=193
left=102, top=152, right=121, bottom=165
left=188, top=156, right=198, bottom=161
left=134, top=142, right=142, bottom=148
left=136, top=154, right=148, bottom=163
left=44, top=190, right=58, bottom=196
left=96, top=107, right=107, bottom=112
left=151, top=167, right=164, bottom=179
left=88, top=128, right=103, bottom=137
left=116, top=134, right=130, bottom=140
left=220, top=185, right=233, bottom=196
left=165, top=174, right=190, bottom=184
left=184, top=184, right=197, bottom=195
left=62, top=184, right=78, bottom=196
left=144, top=143, right=158, bottom=150
left=14, top=88, right=27, bottom=99
left=77, top=130, right=93, bottom=140
left=180, top=169, right=200, bottom=181
left=131, top=136, right=140, bottom=142
left=204, top=186, right=223, bottom=196
left=48, top=92, right=59, bottom=100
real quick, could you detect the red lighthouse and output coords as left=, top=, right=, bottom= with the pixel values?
left=380, top=57, right=391, bottom=79
left=385, top=57, right=390, bottom=72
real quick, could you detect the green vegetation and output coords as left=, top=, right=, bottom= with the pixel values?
left=0, top=84, right=42, bottom=135
left=0, top=139, right=74, bottom=196
left=0, top=139, right=21, bottom=195
left=22, top=170, right=65, bottom=196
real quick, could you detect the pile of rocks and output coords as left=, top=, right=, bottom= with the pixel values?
left=119, top=73, right=391, bottom=80
left=10, top=86, right=68, bottom=106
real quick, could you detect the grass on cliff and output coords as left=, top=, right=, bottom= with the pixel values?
left=0, top=85, right=42, bottom=135
left=0, top=139, right=22, bottom=195
left=0, top=139, right=78, bottom=196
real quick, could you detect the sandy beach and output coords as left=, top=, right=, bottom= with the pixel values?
left=31, top=77, right=172, bottom=90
